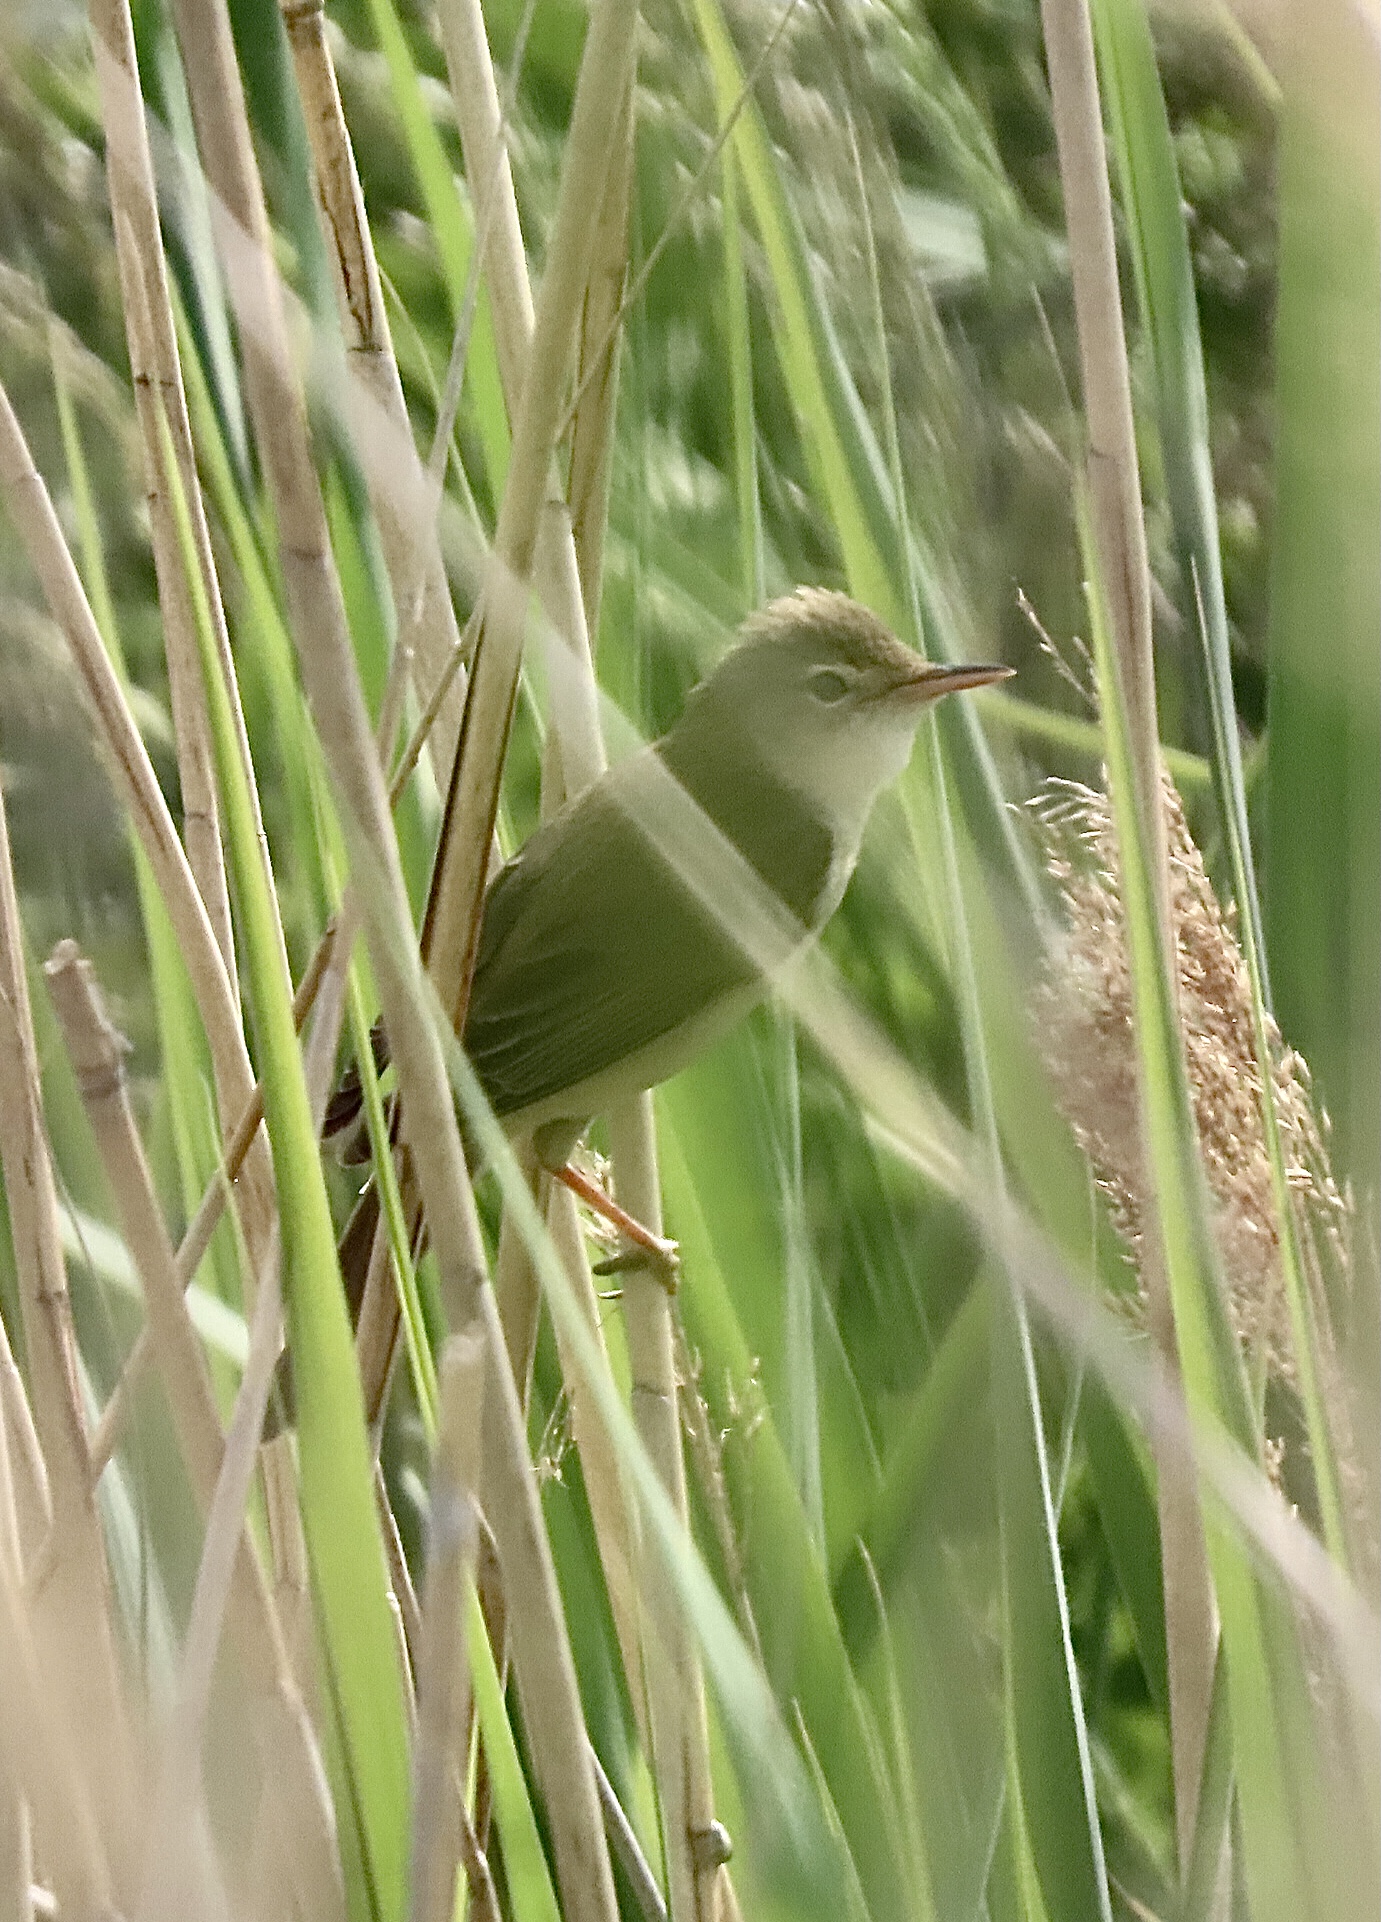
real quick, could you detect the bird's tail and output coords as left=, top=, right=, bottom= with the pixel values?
left=337, top=1176, right=383, bottom=1324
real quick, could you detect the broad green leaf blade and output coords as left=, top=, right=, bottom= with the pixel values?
left=857, top=136, right=1113, bottom=1922
left=659, top=1102, right=904, bottom=1922
left=991, top=1273, right=1114, bottom=1922
left=166, top=406, right=411, bottom=1922
left=1265, top=5, right=1381, bottom=1210
left=1083, top=482, right=1335, bottom=1922
left=1092, top=0, right=1352, bottom=1577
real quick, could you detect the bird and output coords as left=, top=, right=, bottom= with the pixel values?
left=328, top=587, right=1010, bottom=1313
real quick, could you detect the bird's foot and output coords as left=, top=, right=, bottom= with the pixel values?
left=553, top=1161, right=680, bottom=1289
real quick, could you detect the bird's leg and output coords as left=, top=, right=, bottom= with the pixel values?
left=553, top=1162, right=680, bottom=1284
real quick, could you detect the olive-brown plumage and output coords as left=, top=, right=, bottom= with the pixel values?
left=331, top=590, right=1010, bottom=1306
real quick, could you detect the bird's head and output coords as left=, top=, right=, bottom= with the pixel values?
left=675, top=589, right=1012, bottom=839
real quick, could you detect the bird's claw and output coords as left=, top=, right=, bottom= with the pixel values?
left=592, top=1237, right=681, bottom=1290
left=553, top=1160, right=680, bottom=1289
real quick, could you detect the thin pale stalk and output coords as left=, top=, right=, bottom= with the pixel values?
left=280, top=0, right=468, bottom=784
left=0, top=781, right=137, bottom=1901
left=428, top=0, right=542, bottom=492
left=594, top=1756, right=670, bottom=1922
left=417, top=0, right=640, bottom=1030
left=436, top=0, right=537, bottom=416
left=543, top=1187, right=645, bottom=1722
left=377, top=1461, right=423, bottom=1674
left=441, top=22, right=709, bottom=1880
left=87, top=927, right=335, bottom=1482
left=1039, top=0, right=1159, bottom=833
left=88, top=0, right=237, bottom=981
left=0, top=379, right=277, bottom=1266
left=0, top=1304, right=49, bottom=1562
left=0, top=1459, right=109, bottom=1920
left=560, top=56, right=726, bottom=1904
left=558, top=0, right=803, bottom=446
left=1039, top=0, right=1217, bottom=1858
left=42, top=944, right=343, bottom=1922
left=610, top=1105, right=725, bottom=1922
left=566, top=74, right=634, bottom=632
left=0, top=1374, right=38, bottom=1922
left=409, top=1336, right=483, bottom=1922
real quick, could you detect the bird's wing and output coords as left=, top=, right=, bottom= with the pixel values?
left=466, top=756, right=769, bottom=1121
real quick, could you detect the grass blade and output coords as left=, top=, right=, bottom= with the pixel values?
left=165, top=402, right=411, bottom=1922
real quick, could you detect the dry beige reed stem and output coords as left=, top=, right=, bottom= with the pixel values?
left=409, top=1336, right=484, bottom=1922
left=164, top=1, right=626, bottom=1907
left=0, top=1486, right=111, bottom=1918
left=0, top=377, right=278, bottom=1269
left=444, top=7, right=722, bottom=1891
left=543, top=1178, right=644, bottom=1703
left=1039, top=0, right=1214, bottom=1859
left=279, top=0, right=469, bottom=787
left=1038, top=0, right=1159, bottom=844
left=555, top=0, right=803, bottom=451
left=609, top=1100, right=727, bottom=1922
left=419, top=0, right=638, bottom=1028
left=1032, top=775, right=1350, bottom=1394
left=0, top=362, right=301, bottom=1636
left=0, top=1352, right=40, bottom=1909
left=89, top=0, right=239, bottom=982
left=566, top=74, right=633, bottom=656
left=87, top=926, right=337, bottom=1482
left=0, top=777, right=137, bottom=1901
left=0, top=1286, right=49, bottom=1562
left=42, top=942, right=342, bottom=1918
left=167, top=0, right=485, bottom=1349
left=436, top=0, right=537, bottom=414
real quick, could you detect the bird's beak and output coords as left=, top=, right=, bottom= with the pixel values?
left=883, top=660, right=1015, bottom=704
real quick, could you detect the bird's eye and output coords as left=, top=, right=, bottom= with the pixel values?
left=807, top=666, right=852, bottom=704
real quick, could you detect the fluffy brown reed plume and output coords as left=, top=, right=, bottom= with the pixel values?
left=1030, top=773, right=1351, bottom=1395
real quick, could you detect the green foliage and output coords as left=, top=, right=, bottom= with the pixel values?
left=0, top=0, right=1373, bottom=1918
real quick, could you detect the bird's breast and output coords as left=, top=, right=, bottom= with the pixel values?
left=461, top=740, right=848, bottom=1132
